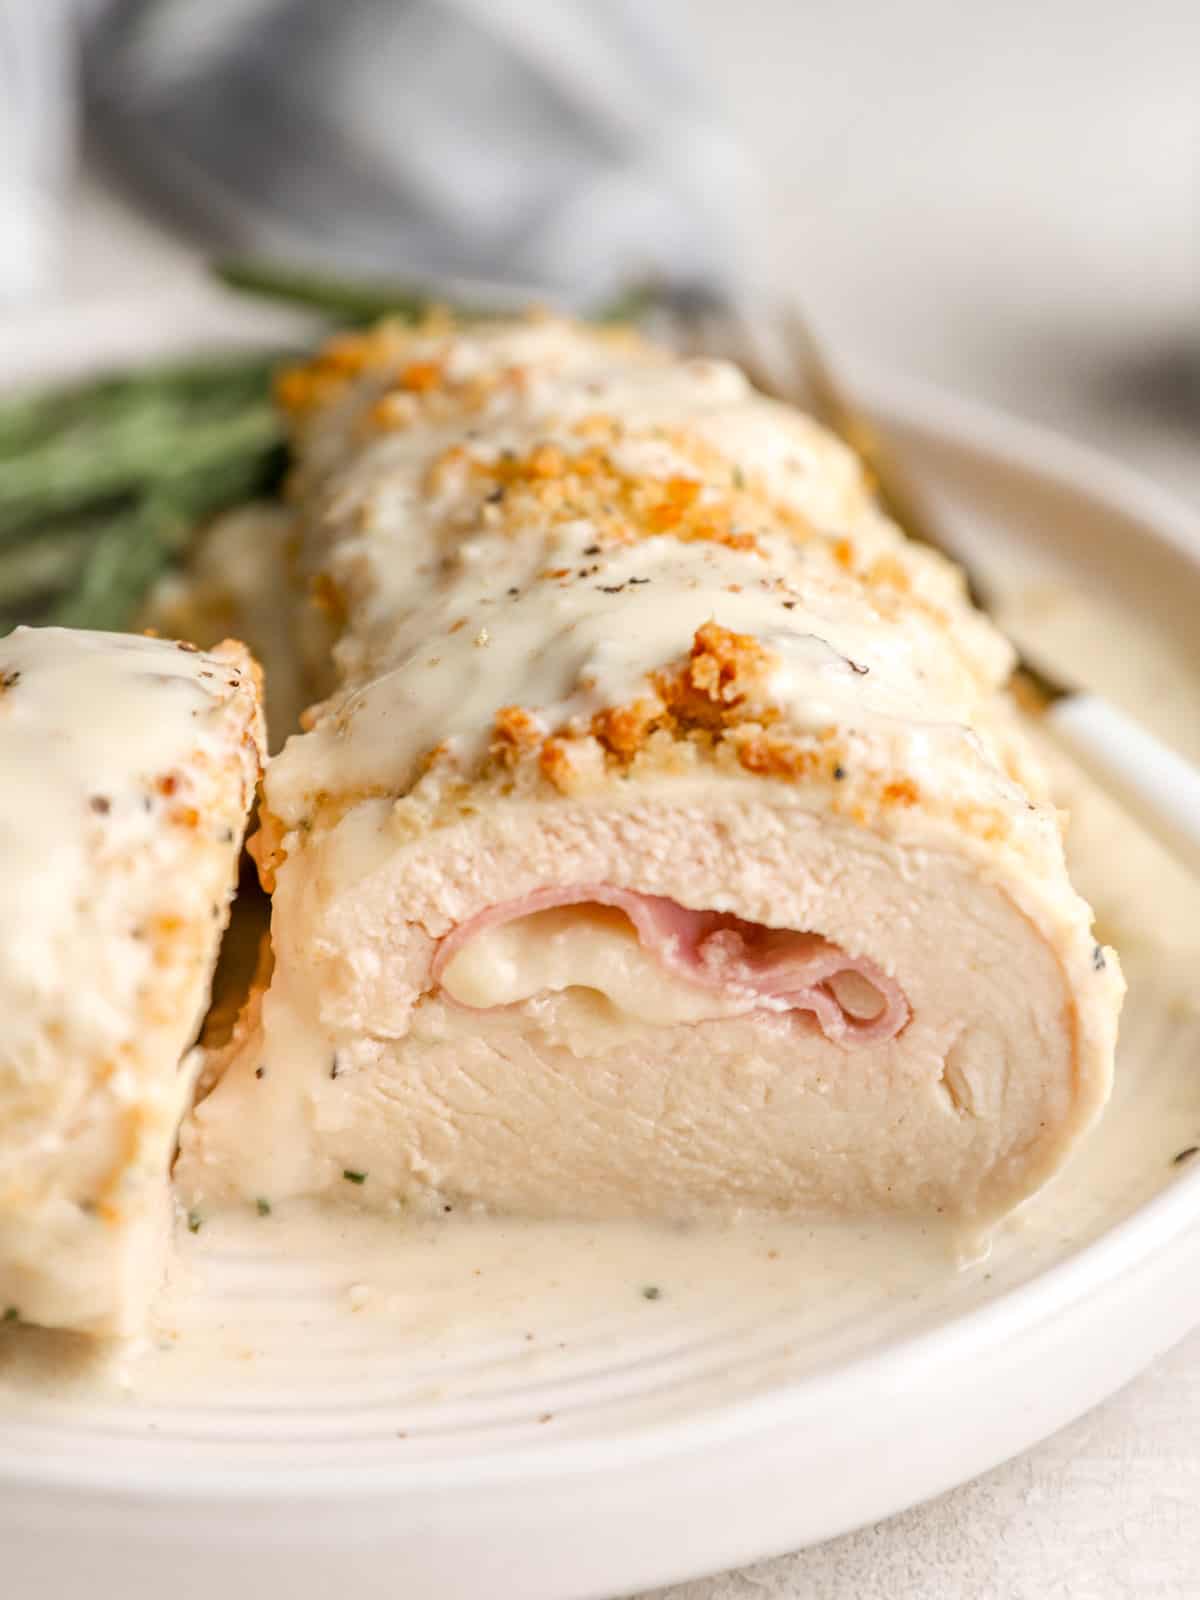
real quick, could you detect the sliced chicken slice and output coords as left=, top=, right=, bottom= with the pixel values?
left=0, top=627, right=264, bottom=1335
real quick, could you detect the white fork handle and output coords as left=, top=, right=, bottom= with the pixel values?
left=1046, top=693, right=1200, bottom=877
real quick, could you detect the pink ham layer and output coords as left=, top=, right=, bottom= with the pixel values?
left=431, top=886, right=910, bottom=1046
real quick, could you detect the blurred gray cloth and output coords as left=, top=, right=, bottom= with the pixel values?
left=82, top=0, right=755, bottom=305
left=0, top=0, right=75, bottom=299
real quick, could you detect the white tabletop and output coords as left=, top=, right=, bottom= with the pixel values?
left=5, top=4, right=1198, bottom=1590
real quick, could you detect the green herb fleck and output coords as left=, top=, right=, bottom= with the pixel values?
left=187, top=1211, right=204, bottom=1234
left=732, top=465, right=746, bottom=490
left=256, top=1196, right=272, bottom=1216
left=641, top=1285, right=662, bottom=1301
left=2, top=1306, right=18, bottom=1323
left=343, top=1169, right=367, bottom=1186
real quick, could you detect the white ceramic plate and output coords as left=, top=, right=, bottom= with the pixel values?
left=2, top=299, right=1199, bottom=1600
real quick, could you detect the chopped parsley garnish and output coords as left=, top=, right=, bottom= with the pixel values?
left=343, top=1169, right=367, bottom=1185
left=641, top=1285, right=662, bottom=1301
left=255, top=1196, right=272, bottom=1216
left=187, top=1211, right=204, bottom=1234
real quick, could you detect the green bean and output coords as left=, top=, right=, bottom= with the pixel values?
left=0, top=257, right=655, bottom=631
left=215, top=259, right=433, bottom=325
left=0, top=523, right=105, bottom=609
left=47, top=497, right=187, bottom=631
left=215, top=257, right=655, bottom=327
left=0, top=353, right=283, bottom=463
left=0, top=403, right=282, bottom=538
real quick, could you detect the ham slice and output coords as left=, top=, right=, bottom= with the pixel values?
left=432, top=886, right=909, bottom=1044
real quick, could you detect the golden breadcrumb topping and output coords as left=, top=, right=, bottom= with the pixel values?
left=252, top=313, right=1045, bottom=869
left=421, top=423, right=820, bottom=559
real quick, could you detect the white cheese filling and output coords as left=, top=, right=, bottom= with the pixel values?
left=439, top=904, right=756, bottom=1024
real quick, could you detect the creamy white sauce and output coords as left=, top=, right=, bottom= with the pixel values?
left=268, top=319, right=1015, bottom=835
left=271, top=524, right=1011, bottom=830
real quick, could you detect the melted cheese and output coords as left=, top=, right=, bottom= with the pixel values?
left=439, top=904, right=757, bottom=1023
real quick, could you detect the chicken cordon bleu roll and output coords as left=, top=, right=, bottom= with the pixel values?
left=0, top=627, right=264, bottom=1334
left=177, top=314, right=1123, bottom=1228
